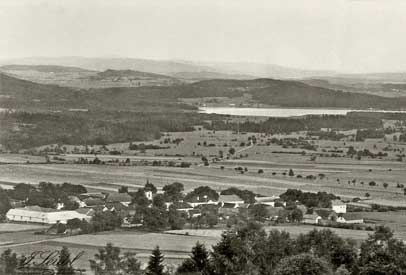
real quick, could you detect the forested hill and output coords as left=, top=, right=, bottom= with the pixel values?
left=179, top=78, right=406, bottom=109
left=3, top=73, right=406, bottom=111
left=92, top=78, right=406, bottom=110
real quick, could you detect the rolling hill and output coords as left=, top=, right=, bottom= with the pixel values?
left=0, top=65, right=182, bottom=89
left=3, top=73, right=406, bottom=112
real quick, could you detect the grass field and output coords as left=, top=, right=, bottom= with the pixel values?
left=51, top=231, right=219, bottom=253
left=166, top=225, right=374, bottom=242
left=0, top=223, right=48, bottom=233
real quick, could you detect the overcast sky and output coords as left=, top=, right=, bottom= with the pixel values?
left=1, top=0, right=406, bottom=73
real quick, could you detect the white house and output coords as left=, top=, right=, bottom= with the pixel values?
left=302, top=214, right=322, bottom=224
left=331, top=200, right=347, bottom=214
left=6, top=206, right=91, bottom=224
left=218, top=195, right=244, bottom=207
left=336, top=213, right=364, bottom=224
left=255, top=196, right=281, bottom=207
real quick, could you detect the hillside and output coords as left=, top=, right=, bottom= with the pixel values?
left=0, top=56, right=337, bottom=79
left=0, top=64, right=94, bottom=73
left=3, top=73, right=406, bottom=111
left=94, top=69, right=175, bottom=79
left=0, top=65, right=182, bottom=89
left=171, top=79, right=406, bottom=109
left=171, top=71, right=254, bottom=81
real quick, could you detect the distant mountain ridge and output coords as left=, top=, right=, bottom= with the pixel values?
left=0, top=56, right=337, bottom=79
left=94, top=69, right=175, bottom=79
left=0, top=64, right=95, bottom=73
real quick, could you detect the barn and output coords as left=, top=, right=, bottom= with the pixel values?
left=6, top=206, right=91, bottom=224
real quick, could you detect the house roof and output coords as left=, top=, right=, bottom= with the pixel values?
left=83, top=198, right=104, bottom=206
left=17, top=206, right=56, bottom=213
left=79, top=192, right=105, bottom=200
left=314, top=208, right=336, bottom=219
left=106, top=192, right=132, bottom=203
left=265, top=206, right=283, bottom=216
left=341, top=213, right=364, bottom=221
left=331, top=200, right=346, bottom=206
left=255, top=196, right=279, bottom=202
left=303, top=214, right=321, bottom=220
left=222, top=203, right=236, bottom=209
left=218, top=195, right=243, bottom=203
left=75, top=208, right=95, bottom=216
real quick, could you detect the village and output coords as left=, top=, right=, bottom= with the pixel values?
left=3, top=180, right=370, bottom=234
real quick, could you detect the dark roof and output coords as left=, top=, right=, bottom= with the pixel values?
left=303, top=214, right=321, bottom=220
left=222, top=203, right=236, bottom=209
left=75, top=208, right=95, bottom=216
left=341, top=213, right=364, bottom=221
left=314, top=208, right=336, bottom=219
left=265, top=206, right=283, bottom=216
left=83, top=198, right=104, bottom=206
left=79, top=192, right=106, bottom=200
left=106, top=192, right=132, bottom=203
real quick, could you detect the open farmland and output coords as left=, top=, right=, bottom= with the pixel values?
left=2, top=128, right=406, bottom=202
left=0, top=223, right=48, bottom=233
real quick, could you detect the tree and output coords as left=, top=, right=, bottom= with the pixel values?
left=273, top=253, right=333, bottom=275
left=0, top=188, right=11, bottom=220
left=256, top=230, right=295, bottom=274
left=146, top=246, right=165, bottom=275
left=190, top=242, right=209, bottom=272
left=121, top=252, right=143, bottom=275
left=163, top=182, right=184, bottom=202
left=184, top=186, right=219, bottom=202
left=250, top=204, right=268, bottom=222
left=56, top=246, right=75, bottom=275
left=119, top=186, right=129, bottom=193
left=66, top=218, right=82, bottom=234
left=90, top=243, right=142, bottom=275
left=177, top=242, right=209, bottom=274
left=295, top=229, right=357, bottom=270
left=383, top=182, right=389, bottom=189
left=132, top=188, right=150, bottom=206
left=0, top=249, right=18, bottom=275
left=152, top=194, right=167, bottom=210
left=228, top=147, right=235, bottom=155
left=288, top=169, right=294, bottom=177
left=143, top=207, right=168, bottom=230
left=91, top=211, right=122, bottom=232
left=168, top=209, right=186, bottom=230
left=357, top=226, right=406, bottom=274
left=90, top=243, right=122, bottom=274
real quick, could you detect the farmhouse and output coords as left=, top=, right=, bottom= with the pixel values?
left=6, top=206, right=91, bottom=224
left=255, top=196, right=280, bottom=207
left=303, top=213, right=322, bottom=224
left=106, top=192, right=132, bottom=206
left=336, top=213, right=364, bottom=224
left=331, top=200, right=347, bottom=213
left=218, top=195, right=244, bottom=207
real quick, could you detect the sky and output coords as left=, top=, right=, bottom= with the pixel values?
left=0, top=0, right=406, bottom=73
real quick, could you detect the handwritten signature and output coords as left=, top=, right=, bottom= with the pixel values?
left=18, top=250, right=85, bottom=275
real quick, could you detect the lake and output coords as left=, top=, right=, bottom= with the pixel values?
left=199, top=107, right=406, bottom=117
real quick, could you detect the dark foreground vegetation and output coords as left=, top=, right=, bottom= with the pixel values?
left=1, top=223, right=405, bottom=275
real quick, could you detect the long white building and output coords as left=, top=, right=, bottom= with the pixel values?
left=6, top=206, right=91, bottom=224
